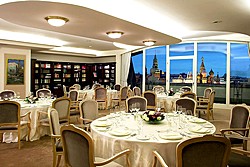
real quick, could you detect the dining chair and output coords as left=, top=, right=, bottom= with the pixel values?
left=228, top=136, right=250, bottom=167
left=0, top=90, right=16, bottom=99
left=153, top=85, right=165, bottom=94
left=126, top=96, right=147, bottom=112
left=79, top=99, right=99, bottom=131
left=69, top=86, right=77, bottom=91
left=111, top=86, right=128, bottom=110
left=73, top=84, right=81, bottom=90
left=60, top=124, right=131, bottom=167
left=179, top=86, right=192, bottom=92
left=92, top=83, right=101, bottom=90
left=38, top=97, right=71, bottom=137
left=133, top=86, right=141, bottom=96
left=94, top=87, right=107, bottom=110
left=63, top=85, right=68, bottom=97
left=114, top=84, right=121, bottom=91
left=36, top=88, right=51, bottom=98
left=197, top=87, right=213, bottom=102
left=196, top=90, right=215, bottom=120
left=152, top=135, right=231, bottom=167
left=143, top=91, right=157, bottom=111
left=0, top=100, right=31, bottom=149
left=180, top=92, right=197, bottom=101
left=48, top=107, right=63, bottom=167
left=175, top=97, right=197, bottom=116
left=220, top=104, right=249, bottom=150
left=68, top=90, right=80, bottom=116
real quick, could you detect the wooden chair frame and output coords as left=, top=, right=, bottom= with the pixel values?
left=0, top=101, right=31, bottom=149
left=61, top=124, right=131, bottom=167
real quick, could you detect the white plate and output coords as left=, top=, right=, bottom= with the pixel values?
left=189, top=126, right=210, bottom=134
left=189, top=118, right=207, bottom=124
left=136, top=135, right=150, bottom=140
left=93, top=121, right=112, bottom=127
left=109, top=128, right=131, bottom=137
left=159, top=132, right=183, bottom=140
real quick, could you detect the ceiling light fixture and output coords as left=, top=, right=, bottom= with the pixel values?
left=45, top=16, right=69, bottom=27
left=143, top=40, right=156, bottom=46
left=106, top=31, right=124, bottom=39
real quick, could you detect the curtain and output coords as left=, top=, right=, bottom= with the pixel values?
left=121, top=52, right=131, bottom=86
left=127, top=57, right=136, bottom=88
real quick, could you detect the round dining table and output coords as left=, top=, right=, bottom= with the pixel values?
left=2, top=98, right=53, bottom=143
left=91, top=112, right=216, bottom=167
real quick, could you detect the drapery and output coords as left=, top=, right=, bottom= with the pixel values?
left=120, top=52, right=131, bottom=86
left=127, top=57, right=136, bottom=88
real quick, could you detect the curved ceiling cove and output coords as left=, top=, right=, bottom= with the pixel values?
left=0, top=1, right=181, bottom=48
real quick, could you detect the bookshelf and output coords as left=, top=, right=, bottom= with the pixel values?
left=31, top=60, right=116, bottom=97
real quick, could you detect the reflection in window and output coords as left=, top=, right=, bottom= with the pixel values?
left=197, top=43, right=227, bottom=103
left=230, top=43, right=250, bottom=104
left=170, top=43, right=194, bottom=56
left=145, top=46, right=166, bottom=91
left=131, top=51, right=143, bottom=89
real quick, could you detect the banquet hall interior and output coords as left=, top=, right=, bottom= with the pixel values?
left=0, top=0, right=250, bottom=167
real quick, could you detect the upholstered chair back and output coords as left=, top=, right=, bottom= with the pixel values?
left=73, top=84, right=81, bottom=90
left=52, top=97, right=71, bottom=124
left=0, top=101, right=19, bottom=124
left=153, top=85, right=164, bottom=94
left=94, top=87, right=107, bottom=101
left=230, top=105, right=250, bottom=136
left=175, top=98, right=196, bottom=116
left=120, top=86, right=128, bottom=100
left=79, top=100, right=98, bottom=121
left=180, top=92, right=197, bottom=101
left=68, top=90, right=79, bottom=101
left=204, top=88, right=213, bottom=98
left=180, top=86, right=192, bottom=92
left=48, top=108, right=60, bottom=136
left=177, top=135, right=231, bottom=167
left=0, top=90, right=16, bottom=99
left=114, top=84, right=121, bottom=91
left=36, top=88, right=51, bottom=98
left=126, top=96, right=147, bottom=112
left=61, top=125, right=94, bottom=167
left=143, top=91, right=156, bottom=110
left=133, top=87, right=141, bottom=96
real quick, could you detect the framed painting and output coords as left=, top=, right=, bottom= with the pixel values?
left=6, top=59, right=24, bottom=85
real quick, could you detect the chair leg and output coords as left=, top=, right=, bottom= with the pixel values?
left=18, top=130, right=21, bottom=149
left=56, top=154, right=62, bottom=167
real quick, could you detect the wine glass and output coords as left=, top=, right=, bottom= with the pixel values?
left=134, top=102, right=140, bottom=112
left=16, top=92, right=20, bottom=99
left=156, top=102, right=161, bottom=112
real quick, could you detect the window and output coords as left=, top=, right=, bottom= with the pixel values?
left=145, top=46, right=166, bottom=91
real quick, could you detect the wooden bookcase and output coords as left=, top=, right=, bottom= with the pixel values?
left=31, top=59, right=116, bottom=97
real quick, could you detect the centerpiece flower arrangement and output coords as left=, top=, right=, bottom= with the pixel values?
left=141, top=110, right=165, bottom=123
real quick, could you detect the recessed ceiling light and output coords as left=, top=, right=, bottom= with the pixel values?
left=106, top=31, right=124, bottom=39
left=212, top=20, right=222, bottom=24
left=143, top=40, right=156, bottom=46
left=45, top=16, right=69, bottom=27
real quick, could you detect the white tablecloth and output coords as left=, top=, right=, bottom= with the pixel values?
left=91, top=112, right=215, bottom=167
left=157, top=93, right=181, bottom=112
left=2, top=99, right=53, bottom=143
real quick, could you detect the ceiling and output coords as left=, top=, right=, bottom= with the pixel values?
left=0, top=0, right=250, bottom=57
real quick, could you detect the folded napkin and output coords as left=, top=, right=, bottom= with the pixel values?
left=189, top=126, right=210, bottom=133
left=109, top=128, right=131, bottom=136
left=159, top=132, right=183, bottom=140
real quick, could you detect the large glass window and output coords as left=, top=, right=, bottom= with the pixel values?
left=145, top=46, right=166, bottom=91
left=131, top=51, right=143, bottom=89
left=197, top=42, right=227, bottom=103
left=230, top=43, right=250, bottom=105
left=169, top=43, right=194, bottom=57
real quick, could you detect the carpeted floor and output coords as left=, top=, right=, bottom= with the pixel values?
left=0, top=107, right=239, bottom=167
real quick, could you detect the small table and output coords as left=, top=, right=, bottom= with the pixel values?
left=91, top=112, right=216, bottom=167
